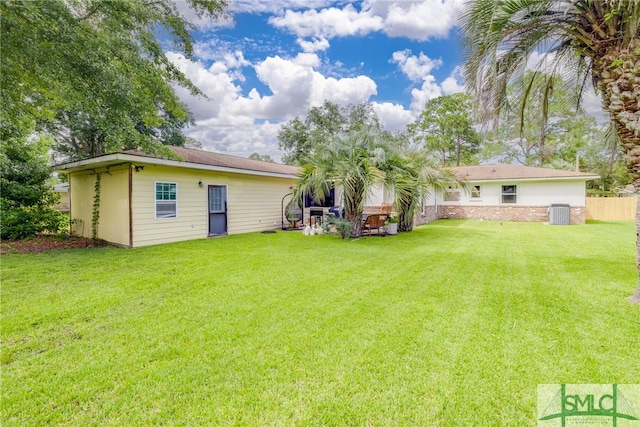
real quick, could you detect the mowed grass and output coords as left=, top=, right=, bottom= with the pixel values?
left=2, top=220, right=639, bottom=425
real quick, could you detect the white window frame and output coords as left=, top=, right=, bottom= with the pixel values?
left=155, top=181, right=178, bottom=219
left=501, top=185, right=517, bottom=204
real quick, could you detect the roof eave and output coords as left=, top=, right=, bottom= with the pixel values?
left=466, top=175, right=600, bottom=183
left=55, top=153, right=299, bottom=180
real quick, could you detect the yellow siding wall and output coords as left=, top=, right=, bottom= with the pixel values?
left=69, top=174, right=94, bottom=238
left=131, top=165, right=296, bottom=247
left=99, top=168, right=130, bottom=246
left=69, top=167, right=130, bottom=246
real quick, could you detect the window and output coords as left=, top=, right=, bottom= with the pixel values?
left=209, top=186, right=224, bottom=212
left=471, top=185, right=481, bottom=199
left=444, top=186, right=460, bottom=202
left=155, top=182, right=177, bottom=219
left=501, top=185, right=517, bottom=204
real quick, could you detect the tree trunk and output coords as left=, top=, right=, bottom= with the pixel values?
left=398, top=200, right=413, bottom=231
left=593, top=39, right=640, bottom=304
left=346, top=209, right=362, bottom=238
left=344, top=181, right=364, bottom=238
left=456, top=136, right=461, bottom=166
left=398, top=194, right=415, bottom=232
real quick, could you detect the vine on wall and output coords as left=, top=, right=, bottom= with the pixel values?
left=92, top=173, right=102, bottom=239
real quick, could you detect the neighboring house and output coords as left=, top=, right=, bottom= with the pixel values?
left=417, top=164, right=599, bottom=225
left=55, top=146, right=300, bottom=247
left=53, top=183, right=70, bottom=212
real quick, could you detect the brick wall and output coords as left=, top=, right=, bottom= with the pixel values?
left=364, top=204, right=586, bottom=226
left=438, top=205, right=586, bottom=224
left=569, top=207, right=585, bottom=224
left=439, top=205, right=548, bottom=222
left=415, top=206, right=439, bottom=226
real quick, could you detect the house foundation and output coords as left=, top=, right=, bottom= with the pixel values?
left=435, top=205, right=586, bottom=224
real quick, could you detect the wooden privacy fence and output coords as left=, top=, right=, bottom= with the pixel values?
left=585, top=197, right=636, bottom=221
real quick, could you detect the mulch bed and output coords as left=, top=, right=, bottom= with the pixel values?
left=0, top=235, right=113, bottom=254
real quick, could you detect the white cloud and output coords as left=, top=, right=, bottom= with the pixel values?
left=410, top=77, right=443, bottom=111
left=170, top=50, right=378, bottom=122
left=269, top=4, right=384, bottom=38
left=176, top=0, right=337, bottom=30
left=389, top=49, right=449, bottom=110
left=221, top=50, right=251, bottom=69
left=391, top=49, right=442, bottom=82
left=293, top=52, right=321, bottom=67
left=196, top=49, right=251, bottom=82
left=389, top=50, right=468, bottom=110
left=228, top=0, right=334, bottom=14
left=364, top=0, right=464, bottom=40
left=269, top=0, right=462, bottom=41
left=247, top=55, right=316, bottom=117
left=167, top=50, right=379, bottom=160
left=309, top=74, right=377, bottom=106
left=372, top=102, right=415, bottom=132
left=166, top=52, right=244, bottom=121
left=242, top=55, right=377, bottom=117
left=441, top=65, right=465, bottom=94
left=296, top=37, right=330, bottom=53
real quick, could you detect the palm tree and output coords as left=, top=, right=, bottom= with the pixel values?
left=294, top=129, right=387, bottom=238
left=384, top=147, right=466, bottom=232
left=460, top=0, right=640, bottom=303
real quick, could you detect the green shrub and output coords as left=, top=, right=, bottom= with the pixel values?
left=328, top=216, right=353, bottom=239
left=0, top=131, right=67, bottom=240
left=0, top=203, right=68, bottom=240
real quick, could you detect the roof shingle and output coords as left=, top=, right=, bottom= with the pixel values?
left=122, top=146, right=300, bottom=177
left=450, top=164, right=599, bottom=181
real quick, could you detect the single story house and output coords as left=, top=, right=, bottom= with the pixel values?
left=55, top=146, right=300, bottom=247
left=417, top=164, right=599, bottom=225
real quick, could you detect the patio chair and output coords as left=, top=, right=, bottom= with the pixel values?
left=362, top=214, right=386, bottom=236
left=380, top=202, right=392, bottom=216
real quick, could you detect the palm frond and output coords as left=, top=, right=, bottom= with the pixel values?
left=460, top=0, right=640, bottom=126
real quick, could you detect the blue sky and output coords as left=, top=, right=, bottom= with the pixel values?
left=166, top=0, right=467, bottom=161
left=168, top=0, right=604, bottom=161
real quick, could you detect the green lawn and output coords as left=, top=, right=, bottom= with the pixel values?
left=2, top=220, right=639, bottom=425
